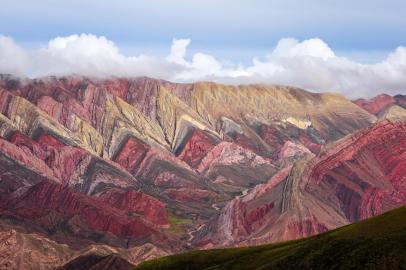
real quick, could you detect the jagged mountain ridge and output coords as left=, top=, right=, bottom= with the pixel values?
left=0, top=74, right=404, bottom=269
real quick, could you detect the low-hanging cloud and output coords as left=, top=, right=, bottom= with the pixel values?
left=0, top=33, right=405, bottom=98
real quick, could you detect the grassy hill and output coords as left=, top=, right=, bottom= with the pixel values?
left=135, top=206, right=406, bottom=270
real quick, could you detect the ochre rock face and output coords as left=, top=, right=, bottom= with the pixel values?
left=0, top=75, right=404, bottom=266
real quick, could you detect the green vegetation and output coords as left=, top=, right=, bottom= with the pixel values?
left=164, top=210, right=194, bottom=234
left=136, top=206, right=406, bottom=270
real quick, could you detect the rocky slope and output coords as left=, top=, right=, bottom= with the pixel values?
left=354, top=93, right=406, bottom=115
left=0, top=74, right=404, bottom=268
left=192, top=120, right=406, bottom=247
left=0, top=221, right=167, bottom=269
left=135, top=204, right=406, bottom=270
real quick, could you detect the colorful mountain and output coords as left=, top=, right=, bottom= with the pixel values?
left=0, top=74, right=404, bottom=269
left=354, top=93, right=406, bottom=116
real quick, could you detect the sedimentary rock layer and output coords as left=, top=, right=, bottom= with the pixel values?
left=195, top=120, right=406, bottom=247
left=1, top=74, right=401, bottom=267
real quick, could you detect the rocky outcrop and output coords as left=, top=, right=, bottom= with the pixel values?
left=195, top=120, right=406, bottom=247
left=176, top=129, right=220, bottom=168
left=197, top=142, right=277, bottom=195
left=308, top=120, right=406, bottom=220
left=354, top=94, right=396, bottom=115
left=190, top=83, right=375, bottom=142
left=378, top=105, right=406, bottom=121
left=354, top=94, right=406, bottom=115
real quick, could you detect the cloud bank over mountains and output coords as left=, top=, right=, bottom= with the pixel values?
left=0, top=33, right=405, bottom=97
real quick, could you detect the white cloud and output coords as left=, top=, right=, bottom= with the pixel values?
left=272, top=38, right=336, bottom=60
left=0, top=33, right=405, bottom=98
left=29, top=34, right=180, bottom=78
left=166, top=38, right=190, bottom=65
left=0, top=35, right=29, bottom=75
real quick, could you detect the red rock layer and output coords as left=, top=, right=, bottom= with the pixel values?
left=176, top=129, right=219, bottom=168
left=0, top=180, right=166, bottom=242
left=233, top=133, right=268, bottom=157
left=354, top=94, right=406, bottom=116
left=354, top=94, right=395, bottom=115
left=97, top=188, right=169, bottom=228
left=196, top=120, right=406, bottom=248
left=113, top=137, right=150, bottom=174
left=257, top=124, right=289, bottom=156
left=9, top=131, right=89, bottom=185
left=309, top=120, right=406, bottom=220
left=257, top=123, right=323, bottom=158
left=0, top=130, right=171, bottom=249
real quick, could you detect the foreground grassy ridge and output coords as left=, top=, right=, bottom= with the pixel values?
left=135, top=206, right=406, bottom=270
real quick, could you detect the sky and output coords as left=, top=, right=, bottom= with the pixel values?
left=0, top=0, right=406, bottom=97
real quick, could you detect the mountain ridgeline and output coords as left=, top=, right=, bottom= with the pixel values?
left=0, top=74, right=405, bottom=269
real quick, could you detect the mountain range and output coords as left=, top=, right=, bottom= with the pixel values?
left=0, top=74, right=405, bottom=269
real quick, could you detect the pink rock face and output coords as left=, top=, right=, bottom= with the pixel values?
left=98, top=188, right=169, bottom=228
left=197, top=142, right=269, bottom=173
left=257, top=124, right=289, bottom=157
left=277, top=141, right=311, bottom=163
left=113, top=137, right=150, bottom=174
left=196, top=120, right=406, bottom=248
left=298, top=133, right=321, bottom=154
left=0, top=136, right=57, bottom=182
left=0, top=180, right=165, bottom=242
left=257, top=123, right=322, bottom=158
left=246, top=202, right=274, bottom=231
left=196, top=142, right=276, bottom=189
left=177, top=129, right=219, bottom=168
left=283, top=218, right=328, bottom=240
left=9, top=131, right=90, bottom=185
left=354, top=94, right=395, bottom=115
left=310, top=120, right=406, bottom=220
